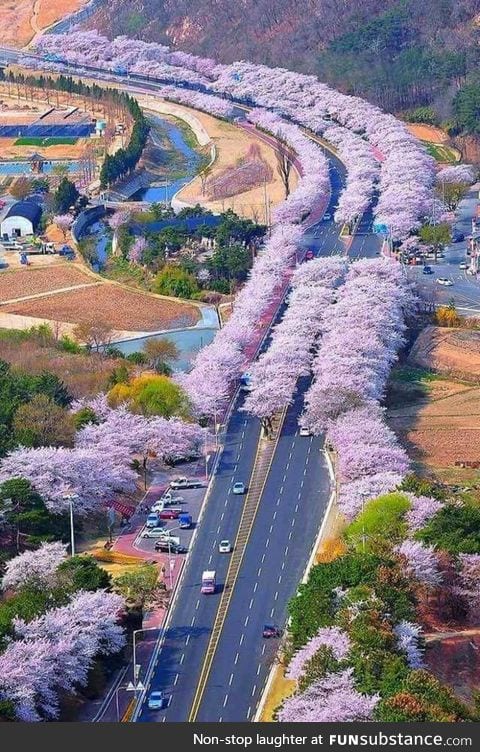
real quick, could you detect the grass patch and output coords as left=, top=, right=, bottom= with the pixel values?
left=391, top=365, right=440, bottom=383
left=423, top=142, right=459, bottom=164
left=14, top=137, right=78, bottom=147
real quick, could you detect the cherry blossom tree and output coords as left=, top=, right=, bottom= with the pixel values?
left=394, top=621, right=424, bottom=669
left=286, top=627, right=351, bottom=681
left=128, top=236, right=147, bottom=264
left=405, top=494, right=443, bottom=533
left=395, top=540, right=442, bottom=587
left=0, top=446, right=136, bottom=515
left=52, top=214, right=73, bottom=241
left=2, top=542, right=68, bottom=592
left=108, top=210, right=130, bottom=231
left=278, top=668, right=378, bottom=722
left=0, top=590, right=125, bottom=721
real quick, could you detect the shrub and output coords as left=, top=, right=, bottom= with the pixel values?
left=345, top=492, right=410, bottom=550
left=417, top=504, right=480, bottom=554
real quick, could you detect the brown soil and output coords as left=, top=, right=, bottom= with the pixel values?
left=409, top=326, right=480, bottom=381
left=2, top=283, right=201, bottom=332
left=0, top=0, right=88, bottom=48
left=0, top=265, right=95, bottom=302
left=406, top=124, right=448, bottom=143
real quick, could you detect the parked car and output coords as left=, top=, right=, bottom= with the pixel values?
left=162, top=491, right=184, bottom=505
left=154, top=540, right=187, bottom=553
left=452, top=230, right=465, bottom=243
left=147, top=690, right=168, bottom=710
left=459, top=261, right=469, bottom=270
left=219, top=540, right=232, bottom=553
left=143, top=529, right=180, bottom=544
left=422, top=266, right=434, bottom=275
left=436, top=277, right=453, bottom=286
left=232, top=481, right=246, bottom=495
left=158, top=508, right=182, bottom=520
left=146, top=512, right=160, bottom=528
left=262, top=624, right=283, bottom=638
left=305, top=249, right=314, bottom=260
left=170, top=476, right=203, bottom=490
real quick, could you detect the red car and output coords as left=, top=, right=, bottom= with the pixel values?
left=262, top=624, right=283, bottom=639
left=158, top=509, right=181, bottom=520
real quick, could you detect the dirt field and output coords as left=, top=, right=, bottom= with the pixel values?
left=406, top=123, right=449, bottom=143
left=2, top=283, right=201, bottom=332
left=172, top=107, right=298, bottom=222
left=0, top=0, right=88, bottom=47
left=0, top=136, right=91, bottom=160
left=409, top=326, right=480, bottom=381
left=0, top=265, right=96, bottom=302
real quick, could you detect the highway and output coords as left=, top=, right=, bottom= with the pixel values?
left=0, top=43, right=385, bottom=721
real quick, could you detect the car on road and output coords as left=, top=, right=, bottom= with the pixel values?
left=459, top=261, right=469, bottom=270
left=305, top=249, right=314, bottom=260
left=232, top=481, right=246, bottom=495
left=170, top=476, right=203, bottom=490
left=158, top=508, right=181, bottom=520
left=322, top=212, right=332, bottom=221
left=436, top=277, right=454, bottom=286
left=262, top=624, right=283, bottom=638
left=147, top=690, right=168, bottom=710
left=146, top=512, right=160, bottom=528
left=452, top=230, right=465, bottom=243
left=422, top=265, right=434, bottom=275
left=143, top=529, right=181, bottom=545
left=154, top=540, right=187, bottom=553
left=299, top=426, right=312, bottom=436
left=219, top=540, right=232, bottom=553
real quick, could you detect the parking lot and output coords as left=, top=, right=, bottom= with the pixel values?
left=133, top=481, right=208, bottom=561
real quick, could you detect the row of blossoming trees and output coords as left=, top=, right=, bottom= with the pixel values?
left=0, top=396, right=206, bottom=719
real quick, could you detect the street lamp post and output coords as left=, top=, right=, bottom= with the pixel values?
left=132, top=627, right=159, bottom=702
left=62, top=493, right=78, bottom=556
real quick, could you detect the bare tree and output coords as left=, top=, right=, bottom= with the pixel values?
left=73, top=320, right=114, bottom=353
left=275, top=138, right=295, bottom=198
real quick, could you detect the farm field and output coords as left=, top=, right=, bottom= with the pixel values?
left=0, top=265, right=96, bottom=302
left=14, top=136, right=78, bottom=146
left=2, top=282, right=201, bottom=332
left=409, top=326, right=480, bottom=381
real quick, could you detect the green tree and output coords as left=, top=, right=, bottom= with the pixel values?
left=419, top=223, right=451, bottom=261
left=152, top=265, right=199, bottom=299
left=72, top=406, right=99, bottom=431
left=53, top=177, right=79, bottom=213
left=345, top=492, right=410, bottom=552
left=13, top=394, right=75, bottom=448
left=56, top=555, right=111, bottom=592
left=113, top=564, right=163, bottom=614
left=417, top=503, right=480, bottom=553
left=108, top=374, right=190, bottom=418
left=0, top=478, right=69, bottom=549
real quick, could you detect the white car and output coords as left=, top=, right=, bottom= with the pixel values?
left=142, top=529, right=180, bottom=545
left=232, top=481, right=246, bottom=495
left=436, top=277, right=454, bottom=286
left=459, top=261, right=469, bottom=270
left=146, top=513, right=160, bottom=528
left=147, top=690, right=168, bottom=710
left=170, top=477, right=203, bottom=490
left=219, top=540, right=232, bottom=553
left=299, top=426, right=312, bottom=437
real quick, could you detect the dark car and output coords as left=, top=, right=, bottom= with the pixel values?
left=262, top=624, right=283, bottom=639
left=452, top=231, right=465, bottom=243
left=305, top=249, right=314, bottom=260
left=154, top=540, right=187, bottom=554
left=422, top=265, right=434, bottom=275
left=158, top=509, right=181, bottom=520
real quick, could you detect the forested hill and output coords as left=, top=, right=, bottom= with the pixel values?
left=86, top=0, right=480, bottom=117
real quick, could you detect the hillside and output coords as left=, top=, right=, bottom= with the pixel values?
left=85, top=0, right=480, bottom=115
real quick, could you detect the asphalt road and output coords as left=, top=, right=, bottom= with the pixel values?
left=194, top=377, right=330, bottom=722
